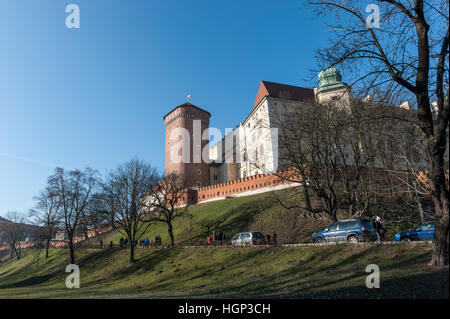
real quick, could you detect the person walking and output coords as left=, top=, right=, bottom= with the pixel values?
left=109, top=241, right=113, bottom=249
left=99, top=239, right=103, bottom=248
left=372, top=216, right=384, bottom=242
left=218, top=229, right=223, bottom=245
left=272, top=231, right=277, bottom=245
left=266, top=233, right=271, bottom=245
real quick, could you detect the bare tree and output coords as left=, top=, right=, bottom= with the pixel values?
left=307, top=0, right=449, bottom=265
left=270, top=101, right=369, bottom=222
left=0, top=212, right=27, bottom=259
left=144, top=172, right=188, bottom=247
left=103, top=159, right=158, bottom=264
left=29, top=187, right=61, bottom=258
left=48, top=167, right=98, bottom=264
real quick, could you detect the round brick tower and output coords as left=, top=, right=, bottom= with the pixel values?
left=163, top=102, right=211, bottom=187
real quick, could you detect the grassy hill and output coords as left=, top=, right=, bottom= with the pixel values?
left=1, top=188, right=446, bottom=299
left=0, top=243, right=447, bottom=298
left=84, top=187, right=425, bottom=248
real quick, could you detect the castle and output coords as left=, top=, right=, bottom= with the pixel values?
left=164, top=68, right=351, bottom=190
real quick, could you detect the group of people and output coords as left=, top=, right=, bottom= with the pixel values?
left=98, top=239, right=113, bottom=249
left=372, top=216, right=385, bottom=242
left=117, top=235, right=162, bottom=249
left=206, top=229, right=228, bottom=245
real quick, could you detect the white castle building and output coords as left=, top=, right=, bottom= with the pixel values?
left=208, top=68, right=351, bottom=185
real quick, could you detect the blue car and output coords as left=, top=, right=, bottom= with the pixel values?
left=312, top=219, right=377, bottom=244
left=395, top=221, right=435, bottom=242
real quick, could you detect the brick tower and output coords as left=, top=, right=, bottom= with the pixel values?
left=163, top=102, right=211, bottom=187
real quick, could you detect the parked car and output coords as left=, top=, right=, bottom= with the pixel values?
left=395, top=221, right=435, bottom=242
left=312, top=219, right=377, bottom=244
left=230, top=232, right=266, bottom=246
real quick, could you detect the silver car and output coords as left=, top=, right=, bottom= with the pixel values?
left=230, top=232, right=266, bottom=246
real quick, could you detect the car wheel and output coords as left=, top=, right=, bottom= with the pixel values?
left=348, top=235, right=358, bottom=244
left=314, top=237, right=324, bottom=244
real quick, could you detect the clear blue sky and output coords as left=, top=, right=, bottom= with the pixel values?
left=0, top=0, right=332, bottom=216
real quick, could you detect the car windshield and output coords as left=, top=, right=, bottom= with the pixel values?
left=252, top=232, right=264, bottom=238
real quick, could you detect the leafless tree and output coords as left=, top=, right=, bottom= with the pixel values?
left=48, top=167, right=99, bottom=264
left=29, top=187, right=61, bottom=258
left=269, top=100, right=373, bottom=222
left=144, top=172, right=188, bottom=247
left=0, top=212, right=27, bottom=259
left=306, top=0, right=449, bottom=265
left=102, top=159, right=158, bottom=264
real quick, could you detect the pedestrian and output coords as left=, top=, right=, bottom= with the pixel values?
left=266, top=233, right=271, bottom=245
left=119, top=237, right=124, bottom=249
left=99, top=239, right=103, bottom=248
left=218, top=229, right=223, bottom=245
left=272, top=231, right=277, bottom=245
left=372, top=216, right=384, bottom=242
left=109, top=241, right=113, bottom=249
left=124, top=238, right=128, bottom=247
left=206, top=235, right=211, bottom=245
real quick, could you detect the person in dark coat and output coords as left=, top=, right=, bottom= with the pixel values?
left=217, top=229, right=223, bottom=245
left=372, top=216, right=384, bottom=242
left=119, top=237, right=124, bottom=249
left=266, top=233, right=271, bottom=245
left=272, top=231, right=277, bottom=245
left=109, top=241, right=113, bottom=249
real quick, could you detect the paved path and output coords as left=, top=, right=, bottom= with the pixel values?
left=183, top=241, right=433, bottom=248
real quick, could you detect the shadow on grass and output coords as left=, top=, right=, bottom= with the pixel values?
left=0, top=274, right=53, bottom=289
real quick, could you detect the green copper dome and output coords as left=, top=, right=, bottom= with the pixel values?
left=317, top=67, right=348, bottom=93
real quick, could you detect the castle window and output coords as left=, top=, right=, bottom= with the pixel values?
left=213, top=175, right=218, bottom=180
left=197, top=169, right=201, bottom=175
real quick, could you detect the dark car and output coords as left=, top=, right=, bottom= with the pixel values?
left=312, top=219, right=377, bottom=244
left=395, top=221, right=435, bottom=242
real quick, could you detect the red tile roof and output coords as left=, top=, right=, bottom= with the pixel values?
left=253, top=80, right=314, bottom=110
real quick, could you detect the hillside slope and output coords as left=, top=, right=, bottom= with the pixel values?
left=0, top=243, right=447, bottom=298
left=1, top=188, right=443, bottom=299
left=84, top=187, right=425, bottom=248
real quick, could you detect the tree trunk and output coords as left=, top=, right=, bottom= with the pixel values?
left=45, top=238, right=50, bottom=259
left=302, top=185, right=313, bottom=211
left=129, top=235, right=135, bottom=263
left=168, top=223, right=175, bottom=247
left=69, top=240, right=75, bottom=264
left=430, top=182, right=449, bottom=266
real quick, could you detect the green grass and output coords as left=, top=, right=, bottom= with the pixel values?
left=0, top=243, right=447, bottom=298
left=1, top=189, right=447, bottom=299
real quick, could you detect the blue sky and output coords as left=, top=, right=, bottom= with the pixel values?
left=0, top=0, right=331, bottom=216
